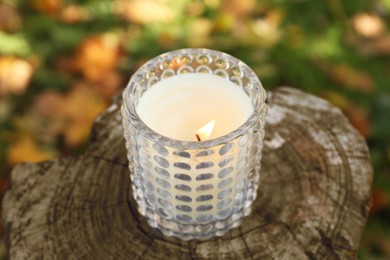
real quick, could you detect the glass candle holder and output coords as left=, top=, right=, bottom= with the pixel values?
left=121, top=49, right=267, bottom=240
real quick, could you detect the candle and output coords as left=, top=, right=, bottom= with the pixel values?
left=137, top=73, right=253, bottom=141
left=135, top=73, right=253, bottom=221
left=122, top=48, right=267, bottom=240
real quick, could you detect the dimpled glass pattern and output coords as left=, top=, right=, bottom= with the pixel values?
left=121, top=49, right=267, bottom=240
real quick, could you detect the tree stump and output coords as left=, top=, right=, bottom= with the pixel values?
left=2, top=87, right=373, bottom=259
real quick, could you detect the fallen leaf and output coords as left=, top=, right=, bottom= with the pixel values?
left=222, top=0, right=255, bottom=19
left=214, top=14, right=235, bottom=32
left=246, top=8, right=283, bottom=47
left=29, top=0, right=62, bottom=15
left=0, top=56, right=34, bottom=96
left=345, top=105, right=371, bottom=138
left=377, top=235, right=390, bottom=257
left=359, top=35, right=390, bottom=56
left=74, top=33, right=121, bottom=82
left=33, top=91, right=65, bottom=117
left=94, top=71, right=123, bottom=100
left=7, top=136, right=55, bottom=166
left=186, top=19, right=213, bottom=47
left=14, top=83, right=108, bottom=148
left=184, top=2, right=204, bottom=16
left=54, top=55, right=76, bottom=73
left=60, top=4, right=87, bottom=23
left=331, top=64, right=375, bottom=93
left=158, top=31, right=176, bottom=49
left=352, top=13, right=385, bottom=38
left=0, top=4, right=22, bottom=32
left=61, top=84, right=107, bottom=146
left=251, top=18, right=281, bottom=46
left=322, top=91, right=351, bottom=110
left=204, top=0, right=220, bottom=8
left=370, top=189, right=389, bottom=214
left=114, top=0, right=175, bottom=24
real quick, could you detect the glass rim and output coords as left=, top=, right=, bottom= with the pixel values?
left=122, top=48, right=267, bottom=150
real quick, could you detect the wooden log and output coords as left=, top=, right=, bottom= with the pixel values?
left=2, top=87, right=373, bottom=259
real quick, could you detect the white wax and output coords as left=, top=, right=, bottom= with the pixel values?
left=137, top=73, right=253, bottom=141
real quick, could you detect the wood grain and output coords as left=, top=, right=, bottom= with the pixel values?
left=2, top=87, right=373, bottom=259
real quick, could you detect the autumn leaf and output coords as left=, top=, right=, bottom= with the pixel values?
left=359, top=35, right=390, bottom=56
left=184, top=2, right=204, bottom=17
left=185, top=19, right=213, bottom=47
left=60, top=4, right=87, bottom=24
left=213, top=14, right=235, bottom=32
left=33, top=91, right=64, bottom=117
left=93, top=71, right=123, bottom=100
left=74, top=33, right=121, bottom=82
left=7, top=136, right=55, bottom=166
left=321, top=91, right=371, bottom=137
left=61, top=84, right=107, bottom=146
left=352, top=13, right=385, bottom=38
left=370, top=189, right=389, bottom=214
left=114, top=0, right=175, bottom=24
left=0, top=56, right=34, bottom=96
left=31, top=85, right=108, bottom=147
left=322, top=90, right=371, bottom=137
left=158, top=31, right=177, bottom=49
left=331, top=64, right=375, bottom=93
left=250, top=9, right=283, bottom=47
left=222, top=0, right=255, bottom=19
left=345, top=105, right=371, bottom=138
left=29, top=0, right=62, bottom=15
left=0, top=4, right=22, bottom=32
left=322, top=91, right=351, bottom=110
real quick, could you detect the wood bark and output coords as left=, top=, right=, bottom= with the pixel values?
left=2, top=87, right=373, bottom=259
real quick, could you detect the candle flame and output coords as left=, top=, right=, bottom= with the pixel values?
left=196, top=120, right=215, bottom=141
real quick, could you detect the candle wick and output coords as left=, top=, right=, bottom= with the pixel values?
left=196, top=134, right=201, bottom=142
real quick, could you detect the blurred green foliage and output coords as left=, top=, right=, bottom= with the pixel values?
left=0, top=0, right=389, bottom=258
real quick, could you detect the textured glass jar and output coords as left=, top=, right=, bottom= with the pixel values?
left=121, top=49, right=267, bottom=240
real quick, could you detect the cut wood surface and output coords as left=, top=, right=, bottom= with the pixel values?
left=2, top=87, right=373, bottom=259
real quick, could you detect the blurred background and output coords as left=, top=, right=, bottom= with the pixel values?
left=0, top=0, right=389, bottom=258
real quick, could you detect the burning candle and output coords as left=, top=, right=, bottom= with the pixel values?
left=137, top=73, right=253, bottom=141
left=135, top=73, right=254, bottom=222
left=122, top=49, right=267, bottom=240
